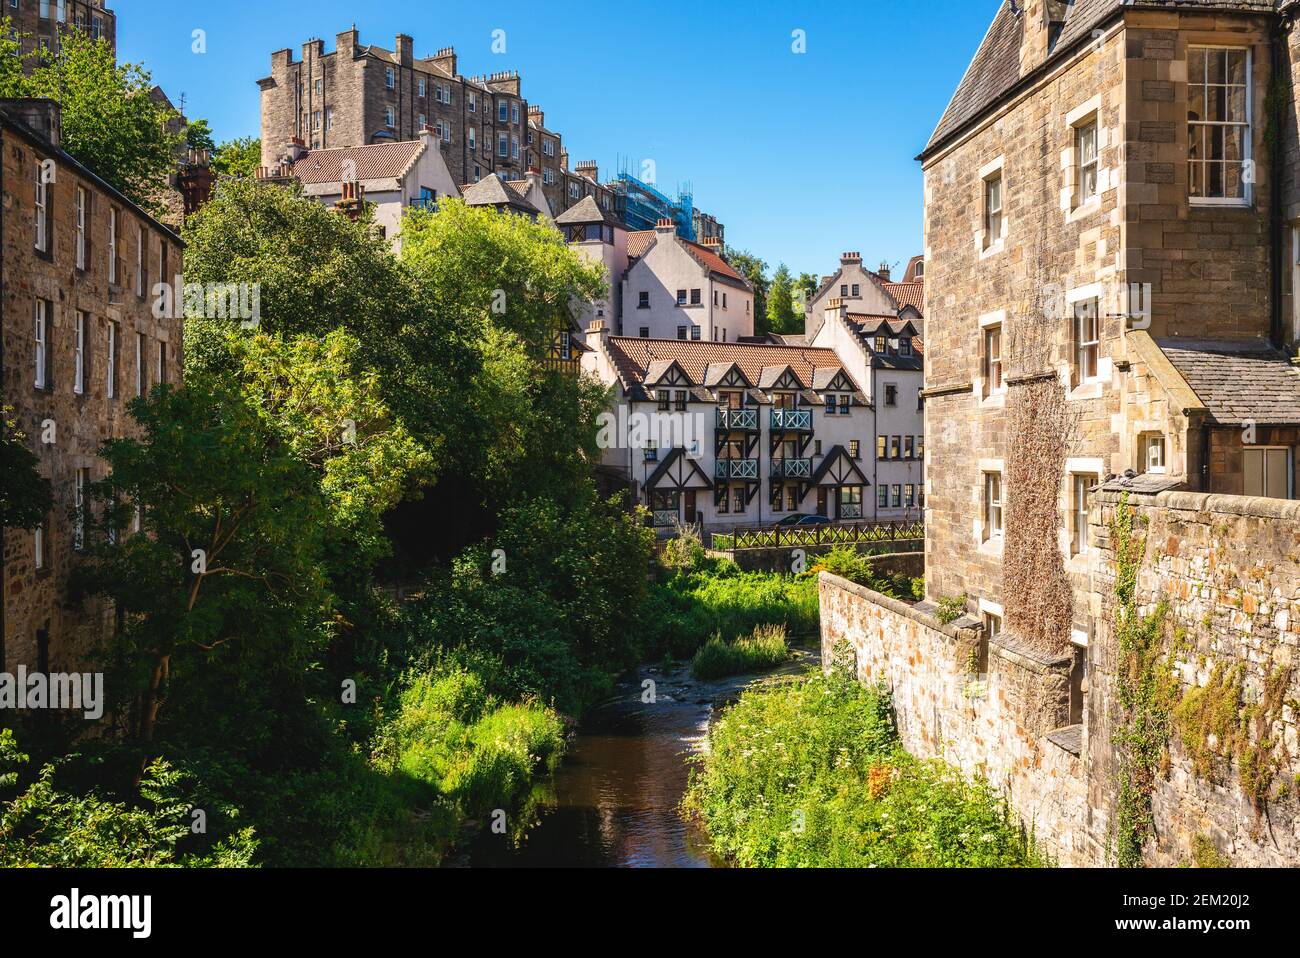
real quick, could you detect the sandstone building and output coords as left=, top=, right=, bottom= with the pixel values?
left=1, top=99, right=183, bottom=676
left=6, top=0, right=115, bottom=63
left=825, top=0, right=1300, bottom=867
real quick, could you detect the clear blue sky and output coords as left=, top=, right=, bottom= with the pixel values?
left=118, top=0, right=1000, bottom=278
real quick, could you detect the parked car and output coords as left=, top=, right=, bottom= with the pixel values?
left=775, top=514, right=832, bottom=527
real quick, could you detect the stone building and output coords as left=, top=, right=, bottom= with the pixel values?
left=6, top=0, right=115, bottom=63
left=257, top=29, right=615, bottom=218
left=1, top=99, right=183, bottom=675
left=804, top=252, right=924, bottom=342
left=825, top=0, right=1300, bottom=867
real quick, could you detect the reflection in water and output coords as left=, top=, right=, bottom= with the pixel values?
left=462, top=665, right=725, bottom=868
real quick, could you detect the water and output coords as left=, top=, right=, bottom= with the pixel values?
left=460, top=653, right=818, bottom=868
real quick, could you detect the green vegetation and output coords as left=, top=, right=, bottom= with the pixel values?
left=212, top=136, right=262, bottom=179
left=685, top=668, right=1048, bottom=867
left=810, top=545, right=924, bottom=601
left=0, top=20, right=183, bottom=212
left=690, top=624, right=790, bottom=681
left=0, top=408, right=52, bottom=531
left=936, top=593, right=969, bottom=625
left=767, top=264, right=800, bottom=334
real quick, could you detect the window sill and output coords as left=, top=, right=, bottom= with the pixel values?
left=1189, top=197, right=1252, bottom=210
left=978, top=535, right=1004, bottom=557
left=1066, top=197, right=1102, bottom=223
left=1067, top=379, right=1105, bottom=401
left=978, top=240, right=1005, bottom=261
left=980, top=388, right=1007, bottom=409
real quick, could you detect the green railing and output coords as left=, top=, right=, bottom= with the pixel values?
left=771, top=458, right=813, bottom=479
left=716, top=407, right=759, bottom=431
left=715, top=458, right=759, bottom=480
left=711, top=519, right=924, bottom=552
left=770, top=409, right=812, bottom=431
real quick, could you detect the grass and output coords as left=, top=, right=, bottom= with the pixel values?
left=690, top=624, right=791, bottom=680
left=684, top=667, right=1050, bottom=868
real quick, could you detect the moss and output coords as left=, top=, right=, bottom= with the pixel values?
left=1190, top=833, right=1230, bottom=869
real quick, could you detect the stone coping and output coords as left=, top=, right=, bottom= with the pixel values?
left=819, top=572, right=973, bottom=643
left=1096, top=487, right=1300, bottom=521
left=990, top=632, right=1072, bottom=673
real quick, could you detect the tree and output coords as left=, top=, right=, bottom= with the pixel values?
left=725, top=247, right=770, bottom=336
left=20, top=28, right=182, bottom=212
left=212, top=136, right=261, bottom=179
left=0, top=18, right=26, bottom=97
left=796, top=272, right=820, bottom=315
left=185, top=118, right=217, bottom=153
left=767, top=264, right=798, bottom=334
left=0, top=409, right=52, bottom=531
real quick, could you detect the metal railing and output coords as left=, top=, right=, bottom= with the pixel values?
left=711, top=519, right=924, bottom=552
left=652, top=510, right=678, bottom=528
left=770, top=408, right=812, bottom=431
left=715, top=458, right=759, bottom=480
left=716, top=407, right=759, bottom=431
left=771, top=458, right=813, bottom=479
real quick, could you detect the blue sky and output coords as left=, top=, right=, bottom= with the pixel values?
left=117, top=0, right=999, bottom=278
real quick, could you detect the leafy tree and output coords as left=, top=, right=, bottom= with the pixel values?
left=0, top=729, right=257, bottom=867
left=1, top=409, right=52, bottom=531
left=767, top=264, right=798, bottom=334
left=0, top=18, right=26, bottom=96
left=213, top=136, right=261, bottom=179
left=185, top=118, right=216, bottom=153
left=74, top=378, right=330, bottom=744
left=725, top=247, right=770, bottom=335
left=796, top=272, right=820, bottom=315
left=20, top=28, right=182, bottom=211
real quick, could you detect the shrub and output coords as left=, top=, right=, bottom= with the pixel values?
left=690, top=624, right=790, bottom=680
left=810, top=545, right=875, bottom=584
left=662, top=521, right=707, bottom=572
left=936, top=593, right=969, bottom=625
left=685, top=671, right=1048, bottom=868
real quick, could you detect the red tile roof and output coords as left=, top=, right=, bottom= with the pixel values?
left=289, top=140, right=424, bottom=185
left=627, top=230, right=655, bottom=258
left=884, top=281, right=925, bottom=312
left=605, top=337, right=854, bottom=391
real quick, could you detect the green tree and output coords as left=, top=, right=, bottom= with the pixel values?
left=212, top=136, right=262, bottom=179
left=725, top=247, right=770, bottom=336
left=0, top=18, right=27, bottom=96
left=20, top=28, right=182, bottom=211
left=767, top=264, right=798, bottom=334
left=1, top=409, right=52, bottom=531
left=796, top=272, right=820, bottom=316
left=185, top=118, right=217, bottom=153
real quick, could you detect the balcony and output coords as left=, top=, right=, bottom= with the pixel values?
left=770, top=409, right=813, bottom=432
left=409, top=197, right=439, bottom=212
left=771, top=458, right=813, bottom=480
left=715, top=458, right=759, bottom=481
left=716, top=407, right=759, bottom=432
left=651, top=510, right=678, bottom=528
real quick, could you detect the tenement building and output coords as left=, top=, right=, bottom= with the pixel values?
left=820, top=0, right=1300, bottom=867
left=1, top=99, right=183, bottom=676
left=257, top=29, right=615, bottom=217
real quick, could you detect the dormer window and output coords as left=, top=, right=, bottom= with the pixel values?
left=899, top=338, right=913, bottom=357
left=874, top=335, right=886, bottom=353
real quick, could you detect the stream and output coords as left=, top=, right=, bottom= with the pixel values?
left=457, top=649, right=820, bottom=868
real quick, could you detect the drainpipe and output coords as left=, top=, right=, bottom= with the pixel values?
left=1200, top=416, right=1213, bottom=493
left=1270, top=15, right=1289, bottom=349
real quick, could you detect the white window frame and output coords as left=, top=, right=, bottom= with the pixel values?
left=1144, top=434, right=1166, bottom=474
left=34, top=301, right=48, bottom=389
left=385, top=67, right=395, bottom=90
left=34, top=521, right=45, bottom=571
left=135, top=332, right=145, bottom=397
left=75, top=186, right=86, bottom=269
left=107, top=321, right=117, bottom=400
left=73, top=310, right=86, bottom=395
left=1073, top=297, right=1101, bottom=383
left=108, top=208, right=118, bottom=284
left=979, top=157, right=1006, bottom=257
left=983, top=471, right=1004, bottom=542
left=1076, top=118, right=1099, bottom=208
left=1187, top=46, right=1252, bottom=208
left=385, top=106, right=395, bottom=128
left=1071, top=473, right=1097, bottom=557
left=34, top=160, right=48, bottom=253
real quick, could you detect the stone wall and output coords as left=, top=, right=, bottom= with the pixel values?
left=819, top=572, right=1094, bottom=866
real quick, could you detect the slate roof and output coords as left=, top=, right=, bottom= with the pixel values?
left=460, top=175, right=541, bottom=214
left=1158, top=338, right=1300, bottom=426
left=605, top=337, right=861, bottom=401
left=554, top=194, right=622, bottom=227
left=288, top=139, right=424, bottom=185
left=924, top=0, right=1280, bottom=159
left=844, top=317, right=925, bottom=371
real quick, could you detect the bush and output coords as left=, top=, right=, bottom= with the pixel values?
left=810, top=545, right=875, bottom=584
left=936, top=593, right=969, bottom=625
left=685, top=671, right=1048, bottom=868
left=690, top=624, right=790, bottom=680
left=662, top=521, right=707, bottom=572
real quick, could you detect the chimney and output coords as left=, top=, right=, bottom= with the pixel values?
left=560, top=147, right=570, bottom=171
left=395, top=34, right=414, bottom=67
left=878, top=261, right=892, bottom=282
left=528, top=104, right=544, bottom=128
left=301, top=38, right=324, bottom=61
left=335, top=179, right=366, bottom=220
left=283, top=135, right=307, bottom=163
left=702, top=236, right=724, bottom=256
left=575, top=160, right=598, bottom=182
left=336, top=26, right=359, bottom=59
left=655, top=217, right=676, bottom=234
left=525, top=166, right=543, bottom=192
left=0, top=98, right=62, bottom=146
left=431, top=46, right=456, bottom=76
left=1019, top=0, right=1070, bottom=75
left=840, top=251, right=862, bottom=266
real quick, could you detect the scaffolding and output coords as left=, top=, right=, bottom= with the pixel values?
left=612, top=158, right=697, bottom=241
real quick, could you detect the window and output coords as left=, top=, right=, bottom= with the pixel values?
left=984, top=611, right=1002, bottom=641
left=385, top=106, right=395, bottom=128
left=34, top=158, right=48, bottom=253
left=983, top=171, right=1003, bottom=249
left=891, top=485, right=902, bottom=508
left=983, top=324, right=1003, bottom=392
left=498, top=100, right=509, bottom=123
left=498, top=132, right=508, bottom=157
left=840, top=486, right=864, bottom=519
left=1188, top=47, right=1251, bottom=203
left=691, top=326, right=701, bottom=340
left=690, top=289, right=701, bottom=306
left=889, top=436, right=900, bottom=459
left=108, top=208, right=118, bottom=284
left=418, top=77, right=426, bottom=98
left=885, top=383, right=898, bottom=407
left=34, top=300, right=49, bottom=389
left=851, top=284, right=860, bottom=297
left=878, top=485, right=889, bottom=509
left=385, top=68, right=395, bottom=90
left=312, top=110, right=322, bottom=130
left=511, top=103, right=520, bottom=124
left=73, top=311, right=86, bottom=395
left=1073, top=299, right=1100, bottom=382
left=637, top=291, right=650, bottom=309
left=904, top=436, right=914, bottom=459
left=984, top=472, right=1003, bottom=541
left=468, top=92, right=476, bottom=113
left=1244, top=447, right=1293, bottom=499
left=468, top=127, right=477, bottom=152
left=136, top=224, right=145, bottom=296
left=34, top=520, right=45, bottom=572
left=543, top=168, right=554, bottom=185
left=900, top=338, right=912, bottom=357
left=825, top=394, right=837, bottom=415
left=905, top=485, right=917, bottom=508
left=733, top=487, right=746, bottom=514
left=136, top=333, right=146, bottom=397
left=107, top=322, right=117, bottom=400
left=543, top=139, right=555, bottom=157
left=840, top=284, right=848, bottom=297
left=674, top=390, right=688, bottom=412
left=418, top=113, right=427, bottom=130
left=877, top=436, right=887, bottom=459
left=849, top=440, right=861, bottom=460
left=1143, top=434, right=1167, bottom=473
left=157, top=341, right=166, bottom=385
left=639, top=327, right=649, bottom=338
left=1076, top=119, right=1099, bottom=206
left=74, top=468, right=88, bottom=551
left=75, top=187, right=86, bottom=269
left=161, top=240, right=169, bottom=287
left=569, top=181, right=580, bottom=199
left=676, top=289, right=687, bottom=306
left=874, top=335, right=886, bottom=353
left=1072, top=474, right=1097, bottom=556
left=677, top=326, right=687, bottom=340
left=839, top=395, right=849, bottom=415
left=511, top=137, right=519, bottom=160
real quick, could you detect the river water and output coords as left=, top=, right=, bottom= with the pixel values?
left=460, top=652, right=818, bottom=868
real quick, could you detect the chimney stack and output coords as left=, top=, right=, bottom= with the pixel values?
left=575, top=160, right=599, bottom=181
left=701, top=236, right=724, bottom=256
left=395, top=34, right=414, bottom=66
left=655, top=217, right=676, bottom=234
left=0, top=98, right=62, bottom=146
left=283, top=135, right=307, bottom=163
left=878, top=261, right=892, bottom=282
left=528, top=105, right=545, bottom=128
left=840, top=251, right=862, bottom=266
left=431, top=46, right=456, bottom=76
